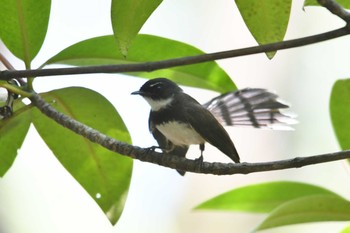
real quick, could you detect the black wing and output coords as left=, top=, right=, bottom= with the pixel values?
left=182, top=95, right=240, bottom=163
left=149, top=117, right=170, bottom=151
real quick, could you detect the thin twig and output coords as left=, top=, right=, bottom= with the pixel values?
left=0, top=27, right=349, bottom=80
left=0, top=53, right=15, bottom=70
left=318, top=0, right=350, bottom=23
left=29, top=93, right=350, bottom=175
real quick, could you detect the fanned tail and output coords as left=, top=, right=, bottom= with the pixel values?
left=203, top=88, right=296, bottom=130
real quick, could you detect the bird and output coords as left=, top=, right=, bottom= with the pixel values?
left=132, top=78, right=293, bottom=175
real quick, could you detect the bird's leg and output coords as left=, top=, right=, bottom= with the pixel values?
left=194, top=144, right=205, bottom=172
left=195, top=144, right=205, bottom=165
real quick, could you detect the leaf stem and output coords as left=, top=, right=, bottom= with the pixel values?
left=0, top=81, right=33, bottom=98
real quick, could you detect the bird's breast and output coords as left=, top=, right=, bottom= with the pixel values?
left=156, top=121, right=205, bottom=146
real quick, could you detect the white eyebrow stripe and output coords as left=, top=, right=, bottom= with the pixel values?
left=149, top=82, right=162, bottom=88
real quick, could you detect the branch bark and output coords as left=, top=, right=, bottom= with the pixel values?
left=30, top=93, right=350, bottom=175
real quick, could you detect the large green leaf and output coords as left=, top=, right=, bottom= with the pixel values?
left=330, top=79, right=350, bottom=149
left=43, top=34, right=236, bottom=93
left=195, top=181, right=338, bottom=213
left=111, top=0, right=162, bottom=56
left=256, top=195, right=350, bottom=231
left=304, top=0, right=350, bottom=8
left=235, top=0, right=292, bottom=59
left=0, top=0, right=51, bottom=67
left=0, top=100, right=31, bottom=176
left=32, top=87, right=132, bottom=224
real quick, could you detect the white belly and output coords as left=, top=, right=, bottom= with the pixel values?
left=157, top=121, right=205, bottom=146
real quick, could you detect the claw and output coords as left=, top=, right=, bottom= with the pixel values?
left=194, top=155, right=204, bottom=171
left=145, top=146, right=160, bottom=153
left=195, top=155, right=204, bottom=164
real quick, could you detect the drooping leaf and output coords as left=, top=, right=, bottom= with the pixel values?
left=256, top=195, right=350, bottom=231
left=195, top=181, right=338, bottom=213
left=32, top=87, right=132, bottom=224
left=0, top=0, right=51, bottom=67
left=304, top=0, right=350, bottom=9
left=0, top=100, right=31, bottom=176
left=330, top=79, right=350, bottom=150
left=111, top=0, right=162, bottom=56
left=43, top=34, right=236, bottom=93
left=235, top=0, right=292, bottom=59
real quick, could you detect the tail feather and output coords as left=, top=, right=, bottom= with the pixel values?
left=204, top=88, right=296, bottom=129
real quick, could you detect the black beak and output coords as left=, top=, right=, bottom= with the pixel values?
left=131, top=90, right=150, bottom=97
left=131, top=90, right=143, bottom=95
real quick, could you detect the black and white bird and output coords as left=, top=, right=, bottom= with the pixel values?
left=132, top=78, right=293, bottom=175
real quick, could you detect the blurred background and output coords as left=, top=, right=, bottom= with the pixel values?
left=1, top=0, right=350, bottom=232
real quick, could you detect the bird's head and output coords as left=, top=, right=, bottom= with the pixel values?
left=132, top=78, right=183, bottom=111
left=132, top=78, right=182, bottom=100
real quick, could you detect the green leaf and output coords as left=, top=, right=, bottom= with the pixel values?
left=256, top=195, right=350, bottom=231
left=304, top=0, right=350, bottom=9
left=341, top=225, right=350, bottom=233
left=32, top=87, right=132, bottom=224
left=0, top=100, right=31, bottom=176
left=235, top=0, right=292, bottom=59
left=330, top=79, right=350, bottom=150
left=303, top=0, right=317, bottom=7
left=111, top=0, right=162, bottom=56
left=43, top=34, right=236, bottom=93
left=195, top=181, right=338, bottom=213
left=0, top=0, right=51, bottom=67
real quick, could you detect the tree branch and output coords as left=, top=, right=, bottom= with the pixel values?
left=0, top=26, right=349, bottom=80
left=29, top=93, right=350, bottom=175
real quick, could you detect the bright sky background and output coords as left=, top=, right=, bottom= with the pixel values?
left=1, top=0, right=350, bottom=233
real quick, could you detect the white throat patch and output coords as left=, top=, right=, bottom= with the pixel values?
left=144, top=96, right=174, bottom=111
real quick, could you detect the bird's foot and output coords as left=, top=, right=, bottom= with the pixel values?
left=145, top=146, right=160, bottom=153
left=194, top=155, right=204, bottom=171
left=195, top=155, right=204, bottom=163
